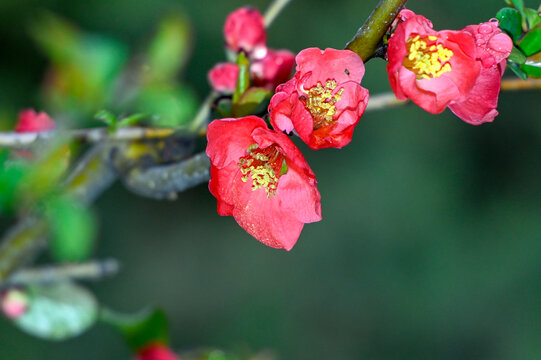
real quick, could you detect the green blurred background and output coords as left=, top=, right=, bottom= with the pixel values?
left=1, top=0, right=541, bottom=359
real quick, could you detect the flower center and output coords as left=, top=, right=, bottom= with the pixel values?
left=238, top=144, right=287, bottom=198
left=301, top=80, right=344, bottom=129
left=403, top=35, right=454, bottom=79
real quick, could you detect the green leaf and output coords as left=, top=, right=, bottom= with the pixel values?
left=95, top=109, right=117, bottom=126
left=512, top=0, right=525, bottom=18
left=144, top=14, right=192, bottom=83
left=45, top=196, right=96, bottom=262
left=519, top=28, right=541, bottom=56
left=101, top=307, right=169, bottom=351
left=232, top=52, right=250, bottom=104
left=509, top=46, right=527, bottom=64
left=0, top=160, right=26, bottom=214
left=134, top=85, right=198, bottom=127
left=523, top=8, right=541, bottom=30
left=20, top=144, right=71, bottom=201
left=13, top=282, right=98, bottom=341
left=232, top=87, right=272, bottom=117
left=117, top=113, right=147, bottom=128
left=522, top=62, right=541, bottom=78
left=508, top=61, right=529, bottom=79
left=214, top=98, right=233, bottom=118
left=497, top=8, right=523, bottom=41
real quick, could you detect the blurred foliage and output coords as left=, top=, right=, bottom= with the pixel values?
left=101, top=307, right=170, bottom=351
left=12, top=282, right=97, bottom=341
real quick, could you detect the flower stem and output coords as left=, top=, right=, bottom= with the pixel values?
left=264, top=0, right=293, bottom=28
left=345, top=0, right=408, bottom=61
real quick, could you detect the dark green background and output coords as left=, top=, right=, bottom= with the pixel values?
left=1, top=0, right=540, bottom=359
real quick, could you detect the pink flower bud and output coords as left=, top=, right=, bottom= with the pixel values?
left=136, top=343, right=180, bottom=360
left=1, top=288, right=29, bottom=319
left=224, top=7, right=267, bottom=58
left=15, top=109, right=56, bottom=133
left=251, top=49, right=295, bottom=90
left=208, top=62, right=239, bottom=94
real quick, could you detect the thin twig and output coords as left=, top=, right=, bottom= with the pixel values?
left=500, top=78, right=541, bottom=91
left=346, top=0, right=408, bottom=61
left=1, top=259, right=120, bottom=289
left=264, top=0, right=293, bottom=28
left=366, top=92, right=408, bottom=111
left=0, top=127, right=176, bottom=150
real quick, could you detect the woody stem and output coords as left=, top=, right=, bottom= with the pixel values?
left=345, top=0, right=408, bottom=61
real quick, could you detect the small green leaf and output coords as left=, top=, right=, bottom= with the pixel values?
left=509, top=46, right=527, bottom=64
left=497, top=8, right=523, bottom=41
left=101, top=307, right=169, bottom=351
left=232, top=87, right=272, bottom=117
left=519, top=28, right=541, bottom=56
left=232, top=52, right=250, bottom=104
left=117, top=113, right=147, bottom=128
left=508, top=61, right=529, bottom=79
left=45, top=196, right=96, bottom=262
left=20, top=144, right=71, bottom=201
left=0, top=160, right=26, bottom=214
left=95, top=109, right=117, bottom=126
left=13, top=282, right=98, bottom=341
left=144, top=14, right=192, bottom=83
left=512, top=0, right=525, bottom=18
left=522, top=62, right=541, bottom=78
left=523, top=8, right=541, bottom=30
left=214, top=98, right=233, bottom=118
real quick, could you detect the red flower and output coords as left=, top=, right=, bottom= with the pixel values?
left=447, top=20, right=512, bottom=124
left=251, top=49, right=295, bottom=90
left=136, top=343, right=180, bottom=360
left=269, top=48, right=369, bottom=150
left=387, top=11, right=480, bottom=113
left=208, top=62, right=239, bottom=94
left=206, top=116, right=321, bottom=250
left=224, top=7, right=267, bottom=59
left=15, top=109, right=56, bottom=133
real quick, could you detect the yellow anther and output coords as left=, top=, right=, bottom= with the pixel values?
left=237, top=145, right=285, bottom=198
left=301, top=79, right=344, bottom=129
left=403, top=35, right=454, bottom=79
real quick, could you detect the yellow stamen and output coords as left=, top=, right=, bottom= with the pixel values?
left=301, top=80, right=344, bottom=129
left=238, top=145, right=284, bottom=198
left=403, top=35, right=454, bottom=80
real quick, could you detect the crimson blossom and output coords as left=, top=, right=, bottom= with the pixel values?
left=15, top=109, right=56, bottom=133
left=269, top=48, right=369, bottom=150
left=387, top=10, right=512, bottom=125
left=447, top=20, right=512, bottom=124
left=206, top=116, right=321, bottom=250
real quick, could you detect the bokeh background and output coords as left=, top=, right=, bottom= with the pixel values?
left=1, top=0, right=541, bottom=359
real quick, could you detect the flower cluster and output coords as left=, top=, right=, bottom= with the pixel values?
left=206, top=6, right=513, bottom=251
left=207, top=7, right=295, bottom=93
left=387, top=9, right=512, bottom=124
left=206, top=8, right=370, bottom=250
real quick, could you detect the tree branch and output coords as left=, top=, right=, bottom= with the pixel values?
left=0, top=259, right=120, bottom=289
left=345, top=0, right=408, bottom=61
